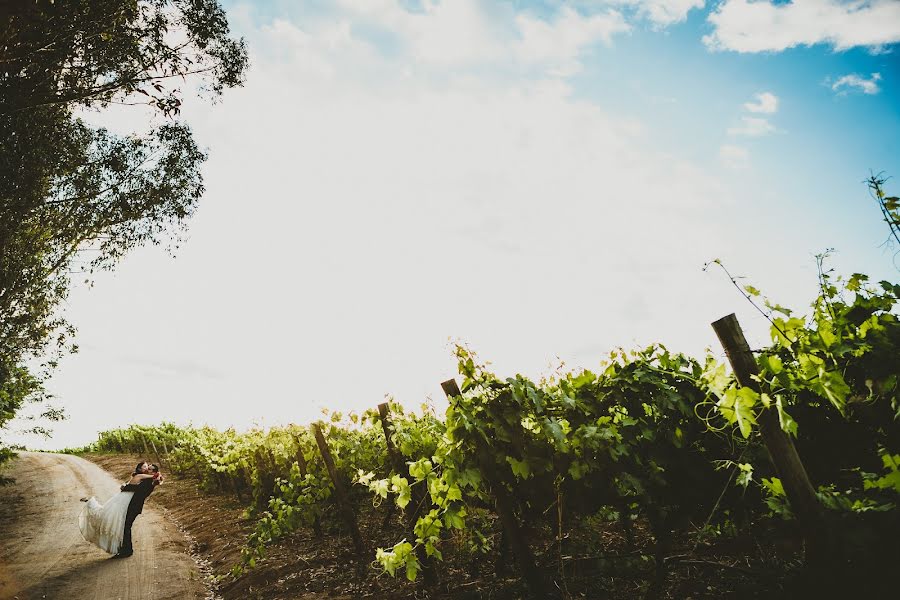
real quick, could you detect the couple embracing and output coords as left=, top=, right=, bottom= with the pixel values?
left=78, top=461, right=163, bottom=558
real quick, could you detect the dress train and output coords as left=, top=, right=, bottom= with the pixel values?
left=78, top=490, right=134, bottom=554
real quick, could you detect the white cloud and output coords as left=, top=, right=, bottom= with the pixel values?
left=744, top=91, right=778, bottom=114
left=704, top=0, right=900, bottom=53
left=831, top=72, right=882, bottom=95
left=597, top=0, right=704, bottom=27
left=728, top=116, right=776, bottom=136
left=514, top=8, right=631, bottom=75
left=719, top=144, right=750, bottom=169
left=727, top=93, right=779, bottom=137
left=334, top=0, right=630, bottom=76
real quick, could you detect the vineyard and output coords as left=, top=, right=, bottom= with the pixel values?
left=3, top=1, right=898, bottom=597
left=70, top=265, right=899, bottom=598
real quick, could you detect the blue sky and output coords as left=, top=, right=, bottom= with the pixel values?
left=565, top=4, right=900, bottom=240
left=9, top=0, right=900, bottom=449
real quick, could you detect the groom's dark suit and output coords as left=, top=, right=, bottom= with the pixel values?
left=119, top=477, right=159, bottom=556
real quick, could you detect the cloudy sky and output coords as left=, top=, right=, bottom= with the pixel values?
left=11, top=0, right=900, bottom=449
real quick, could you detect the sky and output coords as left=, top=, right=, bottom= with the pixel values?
left=8, top=0, right=900, bottom=450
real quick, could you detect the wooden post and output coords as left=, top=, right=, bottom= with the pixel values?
left=293, top=435, right=322, bottom=537
left=293, top=435, right=309, bottom=472
left=235, top=465, right=249, bottom=504
left=377, top=403, right=407, bottom=480
left=263, top=449, right=277, bottom=500
left=377, top=402, right=437, bottom=585
left=377, top=404, right=401, bottom=530
left=311, top=423, right=366, bottom=559
left=149, top=438, right=164, bottom=472
left=440, top=379, right=546, bottom=597
left=253, top=448, right=272, bottom=510
left=712, top=313, right=833, bottom=567
left=161, top=439, right=176, bottom=475
left=140, top=433, right=150, bottom=458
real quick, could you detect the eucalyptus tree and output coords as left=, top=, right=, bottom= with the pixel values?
left=0, top=0, right=248, bottom=446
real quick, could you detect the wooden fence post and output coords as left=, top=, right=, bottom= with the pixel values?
left=712, top=313, right=834, bottom=567
left=149, top=438, right=164, bottom=472
left=311, top=423, right=366, bottom=559
left=377, top=404, right=404, bottom=531
left=265, top=449, right=278, bottom=499
left=293, top=434, right=322, bottom=537
left=253, top=448, right=275, bottom=510
left=377, top=402, right=437, bottom=586
left=235, top=465, right=249, bottom=503
left=161, top=439, right=178, bottom=476
left=440, top=379, right=546, bottom=597
left=378, top=403, right=406, bottom=490
left=376, top=424, right=400, bottom=529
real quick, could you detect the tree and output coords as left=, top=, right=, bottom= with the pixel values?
left=0, top=0, right=248, bottom=450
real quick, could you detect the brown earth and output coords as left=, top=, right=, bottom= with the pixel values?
left=0, top=452, right=206, bottom=600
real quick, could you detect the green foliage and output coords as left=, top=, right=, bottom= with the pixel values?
left=362, top=344, right=743, bottom=581
left=0, top=359, right=64, bottom=471
left=760, top=477, right=792, bottom=519
left=701, top=257, right=899, bottom=527
left=864, top=452, right=900, bottom=494
left=0, top=362, right=49, bottom=431
left=0, top=445, right=19, bottom=485
left=867, top=175, right=900, bottom=257
left=235, top=414, right=389, bottom=576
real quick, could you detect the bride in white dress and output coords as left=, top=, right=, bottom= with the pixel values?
left=78, top=468, right=156, bottom=555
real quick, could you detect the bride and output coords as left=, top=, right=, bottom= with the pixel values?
left=78, top=462, right=155, bottom=555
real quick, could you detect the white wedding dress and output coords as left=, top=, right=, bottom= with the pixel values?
left=78, top=489, right=134, bottom=554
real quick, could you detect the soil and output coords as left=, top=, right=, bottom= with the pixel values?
left=0, top=452, right=206, bottom=600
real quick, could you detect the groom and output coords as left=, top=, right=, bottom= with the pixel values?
left=116, top=461, right=162, bottom=558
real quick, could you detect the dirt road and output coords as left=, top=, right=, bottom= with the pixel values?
left=0, top=452, right=205, bottom=600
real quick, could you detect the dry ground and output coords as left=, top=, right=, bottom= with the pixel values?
left=0, top=452, right=206, bottom=600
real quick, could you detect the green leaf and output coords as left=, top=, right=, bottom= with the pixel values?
left=372, top=478, right=389, bottom=499
left=736, top=463, right=754, bottom=488
left=568, top=460, right=589, bottom=480
left=443, top=505, right=466, bottom=529
left=759, top=354, right=783, bottom=375
left=775, top=396, right=798, bottom=437
left=391, top=475, right=411, bottom=508
left=733, top=387, right=759, bottom=438
left=408, top=458, right=433, bottom=480
left=762, top=477, right=785, bottom=497
left=446, top=484, right=462, bottom=502
left=507, top=457, right=532, bottom=479
left=406, top=557, right=419, bottom=581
